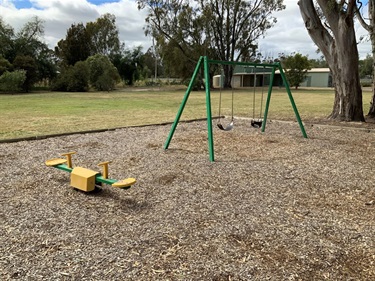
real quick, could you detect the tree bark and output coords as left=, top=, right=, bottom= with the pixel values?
left=298, top=0, right=364, bottom=121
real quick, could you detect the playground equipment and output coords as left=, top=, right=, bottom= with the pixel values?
left=164, top=56, right=308, bottom=162
left=217, top=66, right=234, bottom=131
left=250, top=66, right=265, bottom=128
left=45, top=151, right=136, bottom=192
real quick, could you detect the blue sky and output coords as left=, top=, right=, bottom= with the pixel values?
left=11, top=0, right=32, bottom=9
left=12, top=0, right=121, bottom=9
left=0, top=0, right=371, bottom=59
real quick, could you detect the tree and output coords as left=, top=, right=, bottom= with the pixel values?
left=56, top=14, right=122, bottom=67
left=51, top=62, right=89, bottom=92
left=356, top=1, right=375, bottom=117
left=142, top=47, right=159, bottom=79
left=157, top=38, right=194, bottom=81
left=1, top=16, right=47, bottom=63
left=56, top=23, right=91, bottom=66
left=298, top=0, right=364, bottom=121
left=68, top=61, right=90, bottom=92
left=359, top=54, right=373, bottom=79
left=138, top=1, right=210, bottom=82
left=13, top=55, right=38, bottom=92
left=113, top=46, right=144, bottom=85
left=36, top=47, right=57, bottom=84
left=138, top=0, right=285, bottom=87
left=0, top=17, right=15, bottom=60
left=0, top=17, right=56, bottom=90
left=280, top=53, right=311, bottom=89
left=86, top=54, right=120, bottom=91
left=86, top=13, right=122, bottom=60
left=0, top=70, right=26, bottom=92
left=0, top=56, right=12, bottom=75
left=14, top=17, right=45, bottom=57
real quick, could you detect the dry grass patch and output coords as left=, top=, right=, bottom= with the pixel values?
left=1, top=87, right=373, bottom=140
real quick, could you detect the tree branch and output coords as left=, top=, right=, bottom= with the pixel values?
left=355, top=0, right=371, bottom=32
left=298, top=0, right=334, bottom=59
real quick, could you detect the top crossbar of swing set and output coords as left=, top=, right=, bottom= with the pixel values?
left=164, top=56, right=308, bottom=162
left=207, top=59, right=279, bottom=68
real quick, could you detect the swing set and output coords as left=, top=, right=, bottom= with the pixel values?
left=164, top=56, right=307, bottom=162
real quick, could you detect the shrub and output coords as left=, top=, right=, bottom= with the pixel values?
left=13, top=55, right=38, bottom=92
left=67, top=61, right=89, bottom=92
left=0, top=70, right=26, bottom=93
left=51, top=62, right=89, bottom=92
left=86, top=54, right=120, bottom=91
left=0, top=56, right=12, bottom=76
left=184, top=78, right=204, bottom=91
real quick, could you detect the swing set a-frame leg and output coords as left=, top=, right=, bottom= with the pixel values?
left=164, top=56, right=215, bottom=162
left=164, top=57, right=204, bottom=151
left=261, top=64, right=308, bottom=139
left=278, top=64, right=308, bottom=138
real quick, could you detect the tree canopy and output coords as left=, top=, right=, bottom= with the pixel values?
left=56, top=23, right=91, bottom=66
left=280, top=53, right=311, bottom=90
left=0, top=16, right=56, bottom=92
left=86, top=13, right=122, bottom=59
left=138, top=0, right=285, bottom=86
left=56, top=13, right=122, bottom=66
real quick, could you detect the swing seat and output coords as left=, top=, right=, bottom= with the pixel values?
left=251, top=119, right=263, bottom=128
left=217, top=120, right=234, bottom=131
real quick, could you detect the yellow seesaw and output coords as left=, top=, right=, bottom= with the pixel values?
left=45, top=152, right=136, bottom=192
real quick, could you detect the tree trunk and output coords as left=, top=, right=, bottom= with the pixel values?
left=223, top=65, right=233, bottom=88
left=328, top=27, right=364, bottom=121
left=298, top=0, right=364, bottom=121
left=367, top=33, right=375, bottom=117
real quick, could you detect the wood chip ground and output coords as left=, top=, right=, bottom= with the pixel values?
left=0, top=119, right=374, bottom=280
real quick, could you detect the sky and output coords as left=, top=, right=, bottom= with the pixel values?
left=0, top=0, right=371, bottom=59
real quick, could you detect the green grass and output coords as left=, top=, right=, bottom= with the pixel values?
left=0, top=87, right=373, bottom=140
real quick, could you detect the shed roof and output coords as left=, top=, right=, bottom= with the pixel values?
left=232, top=68, right=331, bottom=75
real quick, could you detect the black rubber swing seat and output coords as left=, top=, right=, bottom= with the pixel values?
left=251, top=119, right=263, bottom=128
left=217, top=120, right=234, bottom=131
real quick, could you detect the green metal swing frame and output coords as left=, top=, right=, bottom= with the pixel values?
left=164, top=56, right=308, bottom=162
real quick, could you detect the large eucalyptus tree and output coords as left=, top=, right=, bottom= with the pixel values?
left=298, top=0, right=364, bottom=121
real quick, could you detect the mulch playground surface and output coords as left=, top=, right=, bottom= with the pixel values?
left=1, top=118, right=374, bottom=280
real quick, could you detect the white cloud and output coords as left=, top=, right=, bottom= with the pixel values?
left=0, top=0, right=152, bottom=51
left=0, top=0, right=371, bottom=58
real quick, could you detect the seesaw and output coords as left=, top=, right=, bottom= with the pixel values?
left=45, top=151, right=136, bottom=192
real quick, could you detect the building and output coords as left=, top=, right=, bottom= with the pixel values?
left=213, top=66, right=332, bottom=88
left=299, top=68, right=332, bottom=87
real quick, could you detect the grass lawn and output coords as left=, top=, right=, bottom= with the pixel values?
left=0, top=87, right=372, bottom=141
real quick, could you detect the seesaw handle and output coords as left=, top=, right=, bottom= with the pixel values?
left=98, top=161, right=112, bottom=179
left=61, top=152, right=76, bottom=169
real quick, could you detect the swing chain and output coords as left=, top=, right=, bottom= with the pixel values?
left=251, top=66, right=265, bottom=128
left=217, top=66, right=234, bottom=131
